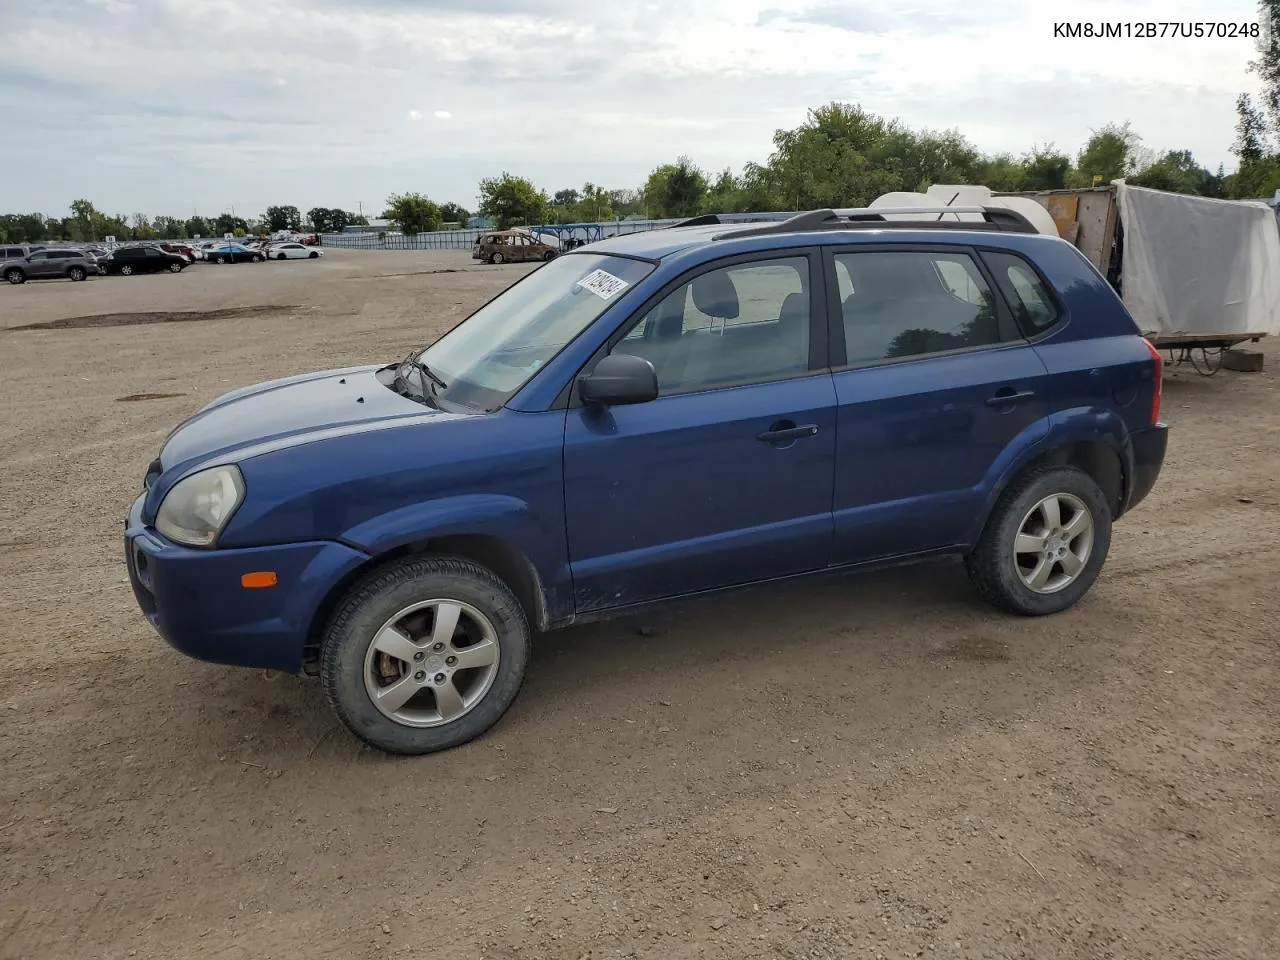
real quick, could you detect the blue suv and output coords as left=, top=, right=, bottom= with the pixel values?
left=124, top=205, right=1167, bottom=754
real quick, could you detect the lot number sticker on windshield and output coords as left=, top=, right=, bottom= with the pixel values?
left=576, top=269, right=629, bottom=300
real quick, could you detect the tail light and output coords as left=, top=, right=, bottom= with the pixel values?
left=1142, top=337, right=1163, bottom=425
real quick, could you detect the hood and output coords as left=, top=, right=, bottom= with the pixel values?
left=156, top=364, right=446, bottom=477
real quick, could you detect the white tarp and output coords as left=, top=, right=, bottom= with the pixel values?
left=1116, top=182, right=1280, bottom=337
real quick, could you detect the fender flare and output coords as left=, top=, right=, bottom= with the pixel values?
left=965, top=408, right=1133, bottom=544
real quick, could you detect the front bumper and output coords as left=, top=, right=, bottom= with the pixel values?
left=124, top=493, right=370, bottom=673
left=1124, top=422, right=1168, bottom=514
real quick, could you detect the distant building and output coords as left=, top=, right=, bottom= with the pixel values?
left=467, top=216, right=495, bottom=229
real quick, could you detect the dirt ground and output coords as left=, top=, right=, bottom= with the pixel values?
left=1, top=250, right=1277, bottom=960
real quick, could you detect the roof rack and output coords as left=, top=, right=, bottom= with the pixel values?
left=710, top=205, right=1040, bottom=240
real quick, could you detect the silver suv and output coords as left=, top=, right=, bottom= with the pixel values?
left=1, top=244, right=46, bottom=262
left=2, top=248, right=100, bottom=284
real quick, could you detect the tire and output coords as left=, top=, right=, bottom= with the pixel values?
left=121, top=265, right=134, bottom=276
left=309, top=251, right=319, bottom=258
left=169, top=262, right=183, bottom=273
left=253, top=254, right=264, bottom=262
left=965, top=465, right=1112, bottom=616
left=68, top=266, right=86, bottom=281
left=542, top=250, right=555, bottom=261
left=215, top=256, right=226, bottom=264
left=277, top=253, right=287, bottom=260
left=4, top=268, right=24, bottom=284
left=492, top=251, right=505, bottom=264
left=321, top=556, right=530, bottom=755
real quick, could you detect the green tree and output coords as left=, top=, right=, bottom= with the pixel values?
left=152, top=215, right=187, bottom=238
left=1130, top=150, right=1223, bottom=196
left=700, top=168, right=749, bottom=213
left=264, top=205, right=302, bottom=231
left=477, top=173, right=550, bottom=228
left=553, top=188, right=580, bottom=207
left=570, top=183, right=613, bottom=222
left=642, top=157, right=708, bottom=217
left=1072, top=123, right=1141, bottom=186
left=1022, top=146, right=1072, bottom=190
left=213, top=213, right=248, bottom=235
left=607, top=188, right=644, bottom=218
left=308, top=207, right=352, bottom=232
left=439, top=202, right=470, bottom=225
left=185, top=215, right=210, bottom=237
left=384, top=192, right=442, bottom=233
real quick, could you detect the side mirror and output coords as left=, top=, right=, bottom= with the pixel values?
left=578, top=353, right=658, bottom=406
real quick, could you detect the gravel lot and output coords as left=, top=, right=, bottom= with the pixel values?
left=1, top=250, right=1277, bottom=960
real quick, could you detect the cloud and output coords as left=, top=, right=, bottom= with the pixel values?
left=0, top=0, right=1265, bottom=215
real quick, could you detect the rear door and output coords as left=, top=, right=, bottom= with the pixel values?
left=563, top=249, right=837, bottom=610
left=823, top=245, right=1050, bottom=563
left=28, top=251, right=59, bottom=278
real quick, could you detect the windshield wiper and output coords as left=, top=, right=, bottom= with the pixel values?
left=394, top=349, right=448, bottom=399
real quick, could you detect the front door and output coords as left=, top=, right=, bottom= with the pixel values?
left=563, top=251, right=837, bottom=612
left=824, top=246, right=1050, bottom=563
left=26, top=252, right=56, bottom=278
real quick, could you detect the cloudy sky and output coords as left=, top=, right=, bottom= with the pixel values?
left=0, top=0, right=1269, bottom=219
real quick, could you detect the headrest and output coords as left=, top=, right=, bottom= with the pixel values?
left=691, top=270, right=739, bottom=320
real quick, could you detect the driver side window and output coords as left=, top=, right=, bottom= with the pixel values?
left=613, top=256, right=812, bottom=396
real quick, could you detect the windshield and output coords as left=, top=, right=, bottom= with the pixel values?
left=418, top=252, right=655, bottom=410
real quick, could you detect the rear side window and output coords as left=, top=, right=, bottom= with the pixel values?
left=3, top=247, right=23, bottom=258
left=833, top=251, right=1002, bottom=364
left=982, top=251, right=1062, bottom=335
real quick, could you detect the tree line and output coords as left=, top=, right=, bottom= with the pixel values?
left=7, top=9, right=1280, bottom=246
left=385, top=106, right=1238, bottom=232
left=0, top=202, right=369, bottom=245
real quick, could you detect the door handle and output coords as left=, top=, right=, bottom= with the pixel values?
left=757, top=421, right=819, bottom=443
left=985, top=389, right=1035, bottom=407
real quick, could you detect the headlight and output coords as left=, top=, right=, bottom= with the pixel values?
left=155, top=465, right=245, bottom=547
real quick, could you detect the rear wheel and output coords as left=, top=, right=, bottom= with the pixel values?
left=966, top=465, right=1112, bottom=616
left=542, top=250, right=555, bottom=261
left=68, top=265, right=87, bottom=281
left=321, top=556, right=530, bottom=755
left=492, top=251, right=505, bottom=265
left=121, top=264, right=134, bottom=276
left=215, top=255, right=226, bottom=264
left=4, top=268, right=24, bottom=284
left=277, top=253, right=287, bottom=260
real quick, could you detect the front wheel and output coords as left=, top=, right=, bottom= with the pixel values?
left=321, top=556, right=530, bottom=755
left=169, top=262, right=183, bottom=273
left=4, top=268, right=24, bottom=284
left=309, top=251, right=319, bottom=258
left=491, top=251, right=505, bottom=264
left=277, top=253, right=287, bottom=260
left=214, top=256, right=226, bottom=264
left=120, top=264, right=134, bottom=276
left=965, top=465, right=1112, bottom=616
left=253, top=254, right=264, bottom=262
left=542, top=250, right=556, bottom=261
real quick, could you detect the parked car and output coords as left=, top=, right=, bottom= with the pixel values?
left=158, top=243, right=196, bottom=263
left=102, top=246, right=188, bottom=275
left=270, top=242, right=323, bottom=260
left=125, top=204, right=1167, bottom=756
left=472, top=230, right=557, bottom=264
left=205, top=243, right=265, bottom=264
left=2, top=248, right=100, bottom=283
left=1, top=244, right=47, bottom=263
